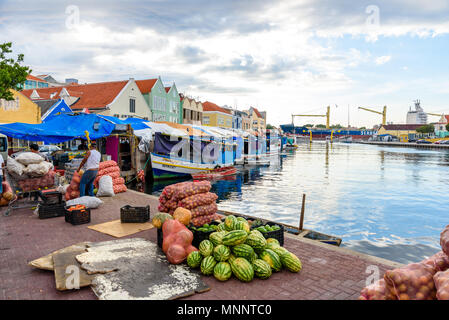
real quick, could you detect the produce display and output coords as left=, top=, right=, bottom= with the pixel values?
left=162, top=219, right=198, bottom=265
left=65, top=171, right=82, bottom=200
left=93, top=160, right=127, bottom=194
left=359, top=224, right=449, bottom=300
left=152, top=213, right=174, bottom=229
left=184, top=215, right=302, bottom=284
left=158, top=181, right=218, bottom=226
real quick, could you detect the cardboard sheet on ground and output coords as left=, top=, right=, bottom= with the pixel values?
left=28, top=242, right=90, bottom=271
left=52, top=249, right=95, bottom=291
left=75, top=238, right=210, bottom=300
left=87, top=219, right=154, bottom=238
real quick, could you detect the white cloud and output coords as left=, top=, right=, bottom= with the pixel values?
left=375, top=56, right=392, bottom=65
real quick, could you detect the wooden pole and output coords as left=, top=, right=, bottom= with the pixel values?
left=299, top=193, right=306, bottom=231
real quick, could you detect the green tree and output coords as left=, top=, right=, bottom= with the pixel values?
left=330, top=124, right=343, bottom=129
left=266, top=124, right=274, bottom=129
left=304, top=124, right=314, bottom=127
left=359, top=126, right=366, bottom=130
left=0, top=42, right=31, bottom=100
left=416, top=124, right=435, bottom=134
left=315, top=124, right=326, bottom=128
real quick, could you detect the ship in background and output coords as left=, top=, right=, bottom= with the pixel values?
left=279, top=124, right=376, bottom=141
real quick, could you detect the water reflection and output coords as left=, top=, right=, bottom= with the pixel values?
left=146, top=142, right=449, bottom=264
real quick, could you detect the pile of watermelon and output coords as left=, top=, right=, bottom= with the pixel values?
left=186, top=215, right=302, bottom=282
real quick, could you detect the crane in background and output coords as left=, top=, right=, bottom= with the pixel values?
left=358, top=106, right=387, bottom=126
left=291, top=106, right=330, bottom=129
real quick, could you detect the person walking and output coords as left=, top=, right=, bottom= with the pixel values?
left=77, top=141, right=101, bottom=197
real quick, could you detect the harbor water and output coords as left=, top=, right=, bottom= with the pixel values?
left=147, top=141, right=449, bottom=264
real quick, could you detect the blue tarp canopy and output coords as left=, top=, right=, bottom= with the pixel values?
left=0, top=113, right=116, bottom=144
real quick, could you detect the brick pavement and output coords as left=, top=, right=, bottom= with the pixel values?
left=0, top=190, right=401, bottom=300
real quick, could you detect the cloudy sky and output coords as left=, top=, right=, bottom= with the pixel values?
left=1, top=0, right=449, bottom=127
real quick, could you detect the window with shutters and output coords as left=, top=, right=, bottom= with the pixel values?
left=129, top=98, right=136, bottom=113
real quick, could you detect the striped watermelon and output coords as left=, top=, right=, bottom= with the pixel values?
left=213, top=262, right=232, bottom=281
left=234, top=221, right=250, bottom=233
left=245, top=231, right=267, bottom=250
left=209, top=231, right=226, bottom=246
left=199, top=240, right=214, bottom=257
left=236, top=217, right=248, bottom=223
left=266, top=238, right=280, bottom=246
left=200, top=256, right=217, bottom=275
left=213, top=245, right=231, bottom=262
left=232, top=244, right=255, bottom=261
left=259, top=249, right=282, bottom=272
left=280, top=252, right=302, bottom=273
left=224, top=215, right=237, bottom=231
left=252, top=259, right=272, bottom=279
left=230, top=257, right=254, bottom=282
left=186, top=251, right=202, bottom=268
left=217, top=222, right=226, bottom=232
left=272, top=246, right=289, bottom=257
left=265, top=242, right=280, bottom=251
left=222, top=230, right=248, bottom=246
left=228, top=254, right=237, bottom=264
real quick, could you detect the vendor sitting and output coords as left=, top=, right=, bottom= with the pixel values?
left=30, top=143, right=50, bottom=162
left=77, top=141, right=101, bottom=197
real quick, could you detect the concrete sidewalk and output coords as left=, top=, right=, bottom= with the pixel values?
left=0, top=190, right=402, bottom=300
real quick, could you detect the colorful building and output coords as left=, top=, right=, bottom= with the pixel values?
left=17, top=75, right=49, bottom=90
left=202, top=101, right=233, bottom=128
left=0, top=89, right=41, bottom=124
left=245, top=106, right=266, bottom=134
left=136, top=77, right=181, bottom=123
left=180, top=94, right=203, bottom=125
left=377, top=124, right=423, bottom=138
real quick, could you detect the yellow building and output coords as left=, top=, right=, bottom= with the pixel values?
left=0, top=89, right=41, bottom=124
left=202, top=101, right=232, bottom=128
left=377, top=124, right=422, bottom=138
left=245, top=107, right=266, bottom=134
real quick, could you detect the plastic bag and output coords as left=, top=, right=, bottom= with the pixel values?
left=162, top=219, right=197, bottom=264
left=434, top=269, right=449, bottom=300
left=6, top=156, right=25, bottom=176
left=359, top=279, right=396, bottom=300
left=66, top=196, right=103, bottom=209
left=441, top=225, right=449, bottom=257
left=191, top=202, right=218, bottom=218
left=97, top=166, right=120, bottom=177
left=177, top=192, right=218, bottom=209
left=384, top=263, right=437, bottom=300
left=421, top=251, right=449, bottom=273
left=96, top=175, right=115, bottom=197
left=99, top=160, right=118, bottom=170
left=15, top=152, right=45, bottom=165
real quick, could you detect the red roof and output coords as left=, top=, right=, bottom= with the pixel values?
left=20, top=80, right=128, bottom=110
left=251, top=107, right=262, bottom=118
left=135, top=79, right=158, bottom=94
left=165, top=87, right=171, bottom=93
left=382, top=124, right=424, bottom=130
left=26, top=74, right=46, bottom=82
left=202, top=101, right=231, bottom=114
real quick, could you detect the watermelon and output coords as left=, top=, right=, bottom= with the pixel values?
left=232, top=244, right=255, bottom=261
left=199, top=240, right=214, bottom=257
left=272, top=246, right=289, bottom=257
left=209, top=231, right=226, bottom=246
left=281, top=252, right=302, bottom=273
left=222, top=230, right=248, bottom=246
left=224, top=215, right=237, bottom=231
left=186, top=251, right=203, bottom=268
left=236, top=217, right=248, bottom=223
left=265, top=242, right=280, bottom=251
left=259, top=249, right=282, bottom=272
left=213, top=262, right=232, bottom=281
left=228, top=254, right=237, bottom=263
left=249, top=251, right=258, bottom=263
left=266, top=238, right=280, bottom=246
left=245, top=231, right=267, bottom=250
left=234, top=221, right=250, bottom=233
left=217, top=222, right=226, bottom=232
left=230, top=257, right=254, bottom=282
left=213, top=245, right=231, bottom=262
left=252, top=259, right=272, bottom=279
left=200, top=256, right=217, bottom=275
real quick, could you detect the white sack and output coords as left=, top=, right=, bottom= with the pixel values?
left=66, top=196, right=103, bottom=209
left=96, top=175, right=115, bottom=197
left=7, top=156, right=25, bottom=176
left=15, top=152, right=45, bottom=165
left=23, top=162, right=53, bottom=177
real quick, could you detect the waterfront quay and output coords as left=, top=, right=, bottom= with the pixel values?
left=358, top=141, right=449, bottom=149
left=0, top=190, right=401, bottom=300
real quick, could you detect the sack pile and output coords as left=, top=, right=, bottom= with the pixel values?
left=158, top=180, right=219, bottom=227
left=7, top=154, right=55, bottom=192
left=0, top=180, right=14, bottom=207
left=65, top=171, right=82, bottom=200
left=93, top=160, right=127, bottom=194
left=359, top=224, right=449, bottom=300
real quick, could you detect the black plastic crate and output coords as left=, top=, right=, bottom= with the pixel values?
left=250, top=220, right=284, bottom=246
left=38, top=190, right=63, bottom=205
left=157, top=227, right=163, bottom=248
left=120, top=205, right=150, bottom=223
left=38, top=202, right=66, bottom=219
left=188, top=221, right=220, bottom=249
left=65, top=206, right=91, bottom=225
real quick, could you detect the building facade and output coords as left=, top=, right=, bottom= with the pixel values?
left=17, top=75, right=49, bottom=90
left=202, top=101, right=233, bottom=128
left=406, top=100, right=427, bottom=125
left=180, top=94, right=203, bottom=125
left=0, top=89, right=41, bottom=124
left=245, top=107, right=266, bottom=133
left=165, top=84, right=181, bottom=123
left=377, top=124, right=423, bottom=138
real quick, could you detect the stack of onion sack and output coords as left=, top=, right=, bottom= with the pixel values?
left=65, top=171, right=82, bottom=200
left=17, top=170, right=56, bottom=192
left=158, top=181, right=219, bottom=227
left=185, top=215, right=302, bottom=283
left=93, top=160, right=127, bottom=194
left=0, top=180, right=14, bottom=207
left=359, top=224, right=449, bottom=300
